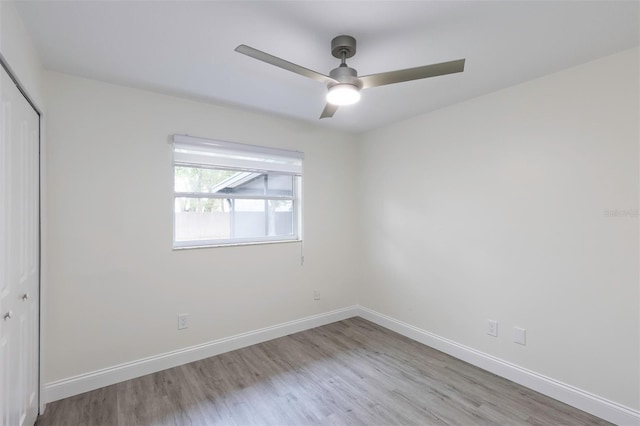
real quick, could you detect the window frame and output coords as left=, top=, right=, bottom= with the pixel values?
left=171, top=135, right=303, bottom=249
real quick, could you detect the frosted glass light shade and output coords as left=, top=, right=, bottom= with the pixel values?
left=326, top=84, right=361, bottom=106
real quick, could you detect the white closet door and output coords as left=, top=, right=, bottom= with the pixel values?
left=0, top=65, right=40, bottom=426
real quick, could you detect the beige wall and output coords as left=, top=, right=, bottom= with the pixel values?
left=43, top=71, right=359, bottom=382
left=357, top=48, right=640, bottom=409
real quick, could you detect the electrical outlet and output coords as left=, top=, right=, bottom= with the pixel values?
left=513, top=327, right=526, bottom=345
left=313, top=290, right=321, bottom=301
left=177, top=313, right=189, bottom=330
left=487, top=319, right=498, bottom=337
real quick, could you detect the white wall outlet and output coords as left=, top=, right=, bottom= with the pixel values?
left=513, top=327, right=526, bottom=345
left=487, top=319, right=498, bottom=337
left=313, top=290, right=321, bottom=301
left=177, top=313, right=189, bottom=330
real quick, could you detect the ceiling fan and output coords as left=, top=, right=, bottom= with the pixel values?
left=235, top=35, right=465, bottom=119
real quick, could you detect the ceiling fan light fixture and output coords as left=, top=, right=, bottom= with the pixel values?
left=326, top=84, right=360, bottom=106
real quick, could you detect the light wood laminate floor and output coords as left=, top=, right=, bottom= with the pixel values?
left=36, top=317, right=610, bottom=426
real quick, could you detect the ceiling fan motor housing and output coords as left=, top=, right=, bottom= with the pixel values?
left=329, top=66, right=362, bottom=89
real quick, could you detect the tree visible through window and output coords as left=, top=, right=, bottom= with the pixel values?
left=174, top=167, right=235, bottom=213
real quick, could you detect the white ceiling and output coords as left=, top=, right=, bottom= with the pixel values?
left=15, top=1, right=640, bottom=133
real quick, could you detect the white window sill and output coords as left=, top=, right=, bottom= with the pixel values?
left=172, top=239, right=302, bottom=250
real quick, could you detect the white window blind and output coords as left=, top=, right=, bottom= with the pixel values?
left=172, top=134, right=303, bottom=175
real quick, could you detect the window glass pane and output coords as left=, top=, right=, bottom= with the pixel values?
left=269, top=200, right=294, bottom=236
left=174, top=197, right=295, bottom=243
left=266, top=174, right=294, bottom=196
left=174, top=166, right=237, bottom=193
left=232, top=199, right=266, bottom=238
left=175, top=166, right=294, bottom=197
left=216, top=173, right=293, bottom=197
left=234, top=199, right=265, bottom=212
left=174, top=198, right=231, bottom=242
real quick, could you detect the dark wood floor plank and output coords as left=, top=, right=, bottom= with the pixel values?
left=36, top=317, right=611, bottom=426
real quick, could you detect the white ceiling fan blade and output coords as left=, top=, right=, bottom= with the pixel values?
left=359, top=59, right=465, bottom=89
left=235, top=45, right=337, bottom=85
left=320, top=103, right=339, bottom=119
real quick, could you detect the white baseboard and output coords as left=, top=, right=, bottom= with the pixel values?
left=44, top=304, right=639, bottom=426
left=357, top=306, right=640, bottom=426
left=44, top=305, right=359, bottom=404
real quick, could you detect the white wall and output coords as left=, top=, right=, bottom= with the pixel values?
left=0, top=1, right=44, bottom=107
left=357, top=48, right=639, bottom=410
left=43, top=71, right=359, bottom=383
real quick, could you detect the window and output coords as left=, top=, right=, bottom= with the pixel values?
left=172, top=134, right=303, bottom=248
